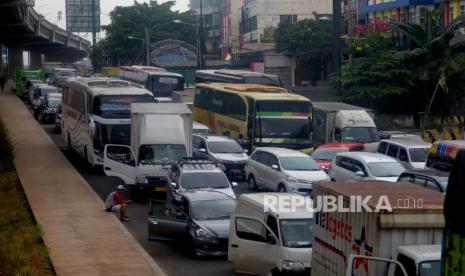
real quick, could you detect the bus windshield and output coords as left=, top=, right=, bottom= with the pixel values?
left=92, top=95, right=155, bottom=118
left=254, top=101, right=312, bottom=143
left=255, top=117, right=311, bottom=141
left=152, top=76, right=184, bottom=96
left=244, top=76, right=282, bottom=87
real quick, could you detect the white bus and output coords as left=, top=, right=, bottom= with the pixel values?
left=61, top=77, right=155, bottom=166
left=120, top=66, right=185, bottom=100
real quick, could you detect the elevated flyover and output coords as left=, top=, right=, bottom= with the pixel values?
left=0, top=0, right=91, bottom=74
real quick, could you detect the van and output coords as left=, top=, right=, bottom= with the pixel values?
left=228, top=193, right=312, bottom=275
left=377, top=137, right=431, bottom=169
left=426, top=140, right=465, bottom=171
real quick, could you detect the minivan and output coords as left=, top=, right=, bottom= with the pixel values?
left=377, top=137, right=431, bottom=169
left=228, top=193, right=312, bottom=275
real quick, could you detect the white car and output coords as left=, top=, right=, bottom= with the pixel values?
left=329, top=152, right=406, bottom=182
left=245, top=147, right=329, bottom=193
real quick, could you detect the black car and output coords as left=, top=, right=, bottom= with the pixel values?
left=148, top=189, right=236, bottom=257
left=397, top=169, right=449, bottom=193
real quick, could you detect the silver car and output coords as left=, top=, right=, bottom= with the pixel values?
left=377, top=138, right=431, bottom=169
left=192, top=134, right=248, bottom=179
left=329, top=152, right=406, bottom=182
left=245, top=147, right=330, bottom=194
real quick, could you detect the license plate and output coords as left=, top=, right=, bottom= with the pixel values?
left=155, top=187, right=166, bottom=192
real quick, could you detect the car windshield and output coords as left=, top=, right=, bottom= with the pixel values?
left=409, top=148, right=429, bottom=162
left=419, top=260, right=440, bottom=276
left=367, top=162, right=405, bottom=177
left=191, top=199, right=236, bottom=220
left=280, top=157, right=321, bottom=171
left=180, top=172, right=230, bottom=189
left=280, top=219, right=312, bottom=248
left=343, top=127, right=380, bottom=143
left=208, top=141, right=243, bottom=153
left=47, top=99, right=61, bottom=108
left=312, top=148, right=346, bottom=160
left=138, top=144, right=187, bottom=165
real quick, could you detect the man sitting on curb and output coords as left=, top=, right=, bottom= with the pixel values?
left=105, top=185, right=132, bottom=222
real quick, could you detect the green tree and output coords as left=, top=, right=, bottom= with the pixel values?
left=97, top=1, right=196, bottom=66
left=392, top=13, right=465, bottom=129
left=274, top=19, right=332, bottom=82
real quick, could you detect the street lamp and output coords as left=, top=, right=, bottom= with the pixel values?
left=173, top=19, right=206, bottom=69
left=127, top=27, right=150, bottom=66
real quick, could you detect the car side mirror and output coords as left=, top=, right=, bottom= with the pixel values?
left=231, top=182, right=238, bottom=187
left=355, top=171, right=366, bottom=177
left=266, top=232, right=276, bottom=244
left=271, top=164, right=279, bottom=171
left=199, top=148, right=206, bottom=153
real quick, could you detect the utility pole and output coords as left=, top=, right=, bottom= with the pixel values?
left=332, top=0, right=342, bottom=71
left=91, top=0, right=97, bottom=45
left=145, top=27, right=150, bottom=66
left=199, top=0, right=206, bottom=69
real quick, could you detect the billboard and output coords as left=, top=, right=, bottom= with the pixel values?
left=65, top=0, right=100, bottom=33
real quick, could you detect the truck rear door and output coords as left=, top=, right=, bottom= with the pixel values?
left=103, top=144, right=136, bottom=184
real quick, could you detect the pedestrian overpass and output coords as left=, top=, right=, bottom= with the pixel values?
left=0, top=0, right=91, bottom=75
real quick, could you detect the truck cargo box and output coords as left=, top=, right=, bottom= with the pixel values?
left=311, top=181, right=444, bottom=276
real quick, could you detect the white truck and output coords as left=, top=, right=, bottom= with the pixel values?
left=103, top=103, right=193, bottom=197
left=312, top=102, right=380, bottom=151
left=312, top=181, right=444, bottom=276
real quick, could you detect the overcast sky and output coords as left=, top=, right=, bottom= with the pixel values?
left=34, top=0, right=190, bottom=41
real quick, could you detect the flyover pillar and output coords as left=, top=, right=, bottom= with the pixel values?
left=8, top=47, right=23, bottom=79
left=30, top=50, right=42, bottom=69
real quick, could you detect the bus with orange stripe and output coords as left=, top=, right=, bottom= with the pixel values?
left=193, top=83, right=313, bottom=152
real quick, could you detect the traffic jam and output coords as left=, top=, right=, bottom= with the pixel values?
left=16, top=65, right=460, bottom=276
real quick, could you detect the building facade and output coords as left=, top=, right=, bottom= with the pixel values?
left=220, top=0, right=243, bottom=58
left=359, top=0, right=435, bottom=25
left=189, top=0, right=222, bottom=57
left=239, top=0, right=331, bottom=47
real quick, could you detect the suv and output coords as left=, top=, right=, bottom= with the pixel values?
left=397, top=169, right=449, bottom=193
left=148, top=190, right=236, bottom=257
left=329, top=152, right=405, bottom=182
left=166, top=159, right=237, bottom=204
left=245, top=147, right=329, bottom=194
left=192, top=134, right=248, bottom=179
left=377, top=138, right=431, bottom=169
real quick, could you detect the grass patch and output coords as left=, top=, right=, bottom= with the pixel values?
left=0, top=120, right=55, bottom=276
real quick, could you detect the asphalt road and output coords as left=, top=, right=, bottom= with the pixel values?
left=37, top=117, right=254, bottom=276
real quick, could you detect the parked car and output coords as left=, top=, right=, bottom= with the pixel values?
left=379, top=130, right=423, bottom=141
left=28, top=83, right=49, bottom=104
left=166, top=159, right=237, bottom=204
left=377, top=138, right=431, bottom=169
left=397, top=169, right=449, bottom=193
left=38, top=94, right=61, bottom=123
left=311, top=142, right=365, bottom=172
left=24, top=79, right=43, bottom=102
left=246, top=147, right=329, bottom=194
left=192, top=134, right=248, bottom=179
left=229, top=193, right=312, bottom=275
left=193, top=121, right=211, bottom=135
left=148, top=189, right=236, bottom=257
left=329, top=152, right=406, bottom=182
left=54, top=104, right=62, bottom=133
